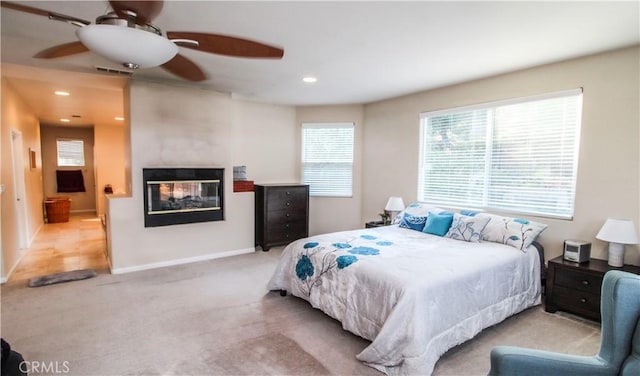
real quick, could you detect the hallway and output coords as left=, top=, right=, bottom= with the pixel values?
left=9, top=213, right=110, bottom=282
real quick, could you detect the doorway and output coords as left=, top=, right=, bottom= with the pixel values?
left=7, top=125, right=110, bottom=282
left=7, top=124, right=109, bottom=281
left=1, top=66, right=127, bottom=282
left=10, top=129, right=29, bottom=249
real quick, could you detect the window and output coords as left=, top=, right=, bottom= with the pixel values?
left=419, top=89, right=582, bottom=219
left=302, top=122, right=354, bottom=197
left=56, top=139, right=85, bottom=167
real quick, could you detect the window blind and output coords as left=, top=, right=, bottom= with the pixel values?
left=419, top=89, right=582, bottom=219
left=57, top=139, right=85, bottom=167
left=302, top=123, right=354, bottom=197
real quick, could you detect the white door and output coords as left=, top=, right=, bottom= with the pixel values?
left=10, top=129, right=29, bottom=249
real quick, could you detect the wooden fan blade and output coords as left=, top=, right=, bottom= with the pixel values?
left=1, top=1, right=91, bottom=26
left=34, top=42, right=89, bottom=59
left=161, top=54, right=207, bottom=82
left=167, top=32, right=284, bottom=59
left=109, top=1, right=163, bottom=25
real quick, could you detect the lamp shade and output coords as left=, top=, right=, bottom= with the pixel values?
left=596, top=218, right=639, bottom=244
left=385, top=197, right=405, bottom=212
left=76, top=24, right=178, bottom=68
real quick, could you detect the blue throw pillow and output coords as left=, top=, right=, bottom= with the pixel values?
left=399, top=213, right=427, bottom=231
left=423, top=212, right=454, bottom=236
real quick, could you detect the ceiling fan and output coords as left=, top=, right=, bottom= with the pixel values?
left=1, top=0, right=284, bottom=81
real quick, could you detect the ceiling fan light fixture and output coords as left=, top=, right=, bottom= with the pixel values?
left=76, top=24, right=178, bottom=68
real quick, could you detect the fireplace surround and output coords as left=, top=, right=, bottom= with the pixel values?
left=143, top=168, right=224, bottom=227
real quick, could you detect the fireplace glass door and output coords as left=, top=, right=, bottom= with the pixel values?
left=142, top=168, right=225, bottom=227
left=146, top=180, right=221, bottom=214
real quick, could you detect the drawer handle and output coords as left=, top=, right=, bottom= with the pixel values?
left=286, top=191, right=291, bottom=195
left=285, top=224, right=290, bottom=228
left=286, top=213, right=290, bottom=217
left=580, top=298, right=587, bottom=303
left=582, top=280, right=589, bottom=286
left=286, top=202, right=291, bottom=206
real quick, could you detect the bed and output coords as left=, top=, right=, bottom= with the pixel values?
left=267, top=206, right=546, bottom=375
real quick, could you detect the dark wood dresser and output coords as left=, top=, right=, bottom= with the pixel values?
left=545, top=256, right=640, bottom=321
left=255, top=184, right=309, bottom=251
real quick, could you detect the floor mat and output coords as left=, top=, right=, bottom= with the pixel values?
left=28, top=269, right=97, bottom=287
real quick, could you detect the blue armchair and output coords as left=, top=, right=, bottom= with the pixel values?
left=489, top=270, right=640, bottom=376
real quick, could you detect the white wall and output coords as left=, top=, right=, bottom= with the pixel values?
left=230, top=100, right=298, bottom=183
left=362, top=46, right=640, bottom=265
left=296, top=105, right=365, bottom=235
left=107, top=84, right=369, bottom=271
left=94, top=123, right=127, bottom=216
left=230, top=101, right=366, bottom=236
left=107, top=81, right=298, bottom=272
left=1, top=78, right=44, bottom=281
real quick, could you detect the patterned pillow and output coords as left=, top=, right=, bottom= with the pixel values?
left=392, top=202, right=444, bottom=224
left=398, top=212, right=428, bottom=231
left=423, top=212, right=454, bottom=236
left=445, top=213, right=491, bottom=242
left=481, top=214, right=548, bottom=251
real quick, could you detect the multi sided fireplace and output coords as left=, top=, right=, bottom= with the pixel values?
left=143, top=168, right=224, bottom=227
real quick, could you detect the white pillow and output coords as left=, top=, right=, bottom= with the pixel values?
left=481, top=213, right=547, bottom=251
left=445, top=213, right=490, bottom=242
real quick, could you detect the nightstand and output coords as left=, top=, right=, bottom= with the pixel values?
left=545, top=256, right=640, bottom=321
left=365, top=221, right=389, bottom=228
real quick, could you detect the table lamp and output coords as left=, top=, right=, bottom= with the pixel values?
left=595, top=218, right=638, bottom=267
left=384, top=197, right=405, bottom=224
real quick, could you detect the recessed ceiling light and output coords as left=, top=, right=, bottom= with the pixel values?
left=114, top=116, right=125, bottom=121
left=302, top=76, right=317, bottom=83
left=60, top=118, right=70, bottom=122
left=54, top=91, right=70, bottom=96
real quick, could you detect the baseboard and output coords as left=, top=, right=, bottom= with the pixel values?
left=3, top=222, right=47, bottom=283
left=70, top=209, right=96, bottom=214
left=28, top=222, right=44, bottom=248
left=111, top=247, right=255, bottom=275
left=3, top=248, right=29, bottom=284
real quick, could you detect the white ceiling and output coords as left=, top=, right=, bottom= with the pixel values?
left=1, top=1, right=639, bottom=127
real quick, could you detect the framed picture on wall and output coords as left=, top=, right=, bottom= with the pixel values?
left=29, top=148, right=36, bottom=169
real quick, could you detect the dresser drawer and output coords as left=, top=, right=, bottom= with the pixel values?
left=266, top=222, right=308, bottom=244
left=552, top=285, right=600, bottom=320
left=266, top=208, right=307, bottom=223
left=555, top=268, right=602, bottom=295
left=266, top=188, right=307, bottom=210
left=267, top=198, right=306, bottom=212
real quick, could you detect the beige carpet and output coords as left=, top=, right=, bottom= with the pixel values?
left=208, top=333, right=330, bottom=375
left=1, top=248, right=600, bottom=375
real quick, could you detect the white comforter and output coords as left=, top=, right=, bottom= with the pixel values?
left=267, top=225, right=541, bottom=375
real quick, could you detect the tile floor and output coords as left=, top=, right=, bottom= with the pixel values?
left=9, top=213, right=110, bottom=282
